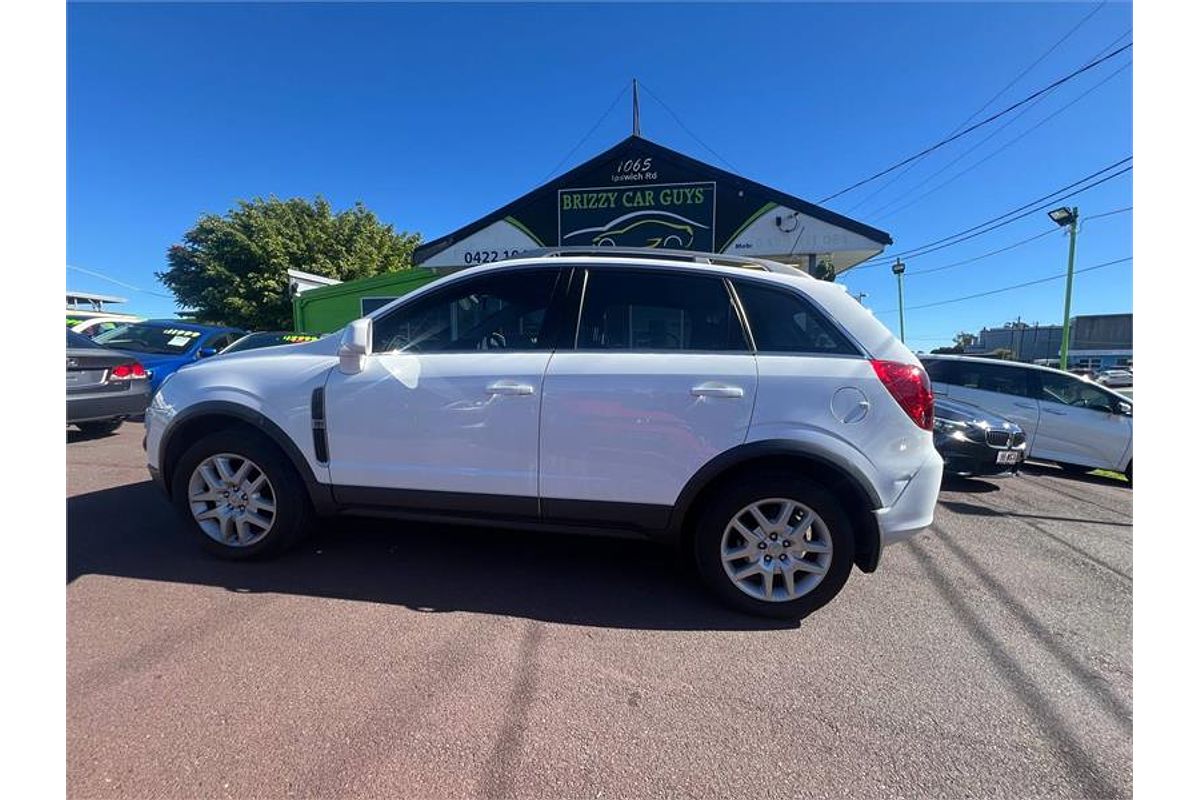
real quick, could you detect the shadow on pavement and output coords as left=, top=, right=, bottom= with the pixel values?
left=938, top=499, right=1132, bottom=528
left=67, top=480, right=796, bottom=632
left=939, top=476, right=1001, bottom=494
left=1020, top=461, right=1129, bottom=488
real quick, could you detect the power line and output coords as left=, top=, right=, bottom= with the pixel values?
left=537, top=82, right=630, bottom=184
left=842, top=1, right=1108, bottom=214
left=858, top=25, right=1130, bottom=219
left=817, top=42, right=1131, bottom=204
left=66, top=264, right=175, bottom=300
left=903, top=206, right=1131, bottom=277
left=851, top=158, right=1131, bottom=270
left=638, top=82, right=739, bottom=172
left=874, top=257, right=1130, bottom=314
left=873, top=58, right=1131, bottom=222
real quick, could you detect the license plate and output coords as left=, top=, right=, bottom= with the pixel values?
left=996, top=450, right=1021, bottom=465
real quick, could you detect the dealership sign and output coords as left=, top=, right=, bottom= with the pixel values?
left=414, top=135, right=891, bottom=275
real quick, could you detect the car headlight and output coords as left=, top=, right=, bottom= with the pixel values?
left=935, top=418, right=985, bottom=442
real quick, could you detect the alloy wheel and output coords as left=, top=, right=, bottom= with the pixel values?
left=187, top=453, right=277, bottom=547
left=720, top=498, right=833, bottom=602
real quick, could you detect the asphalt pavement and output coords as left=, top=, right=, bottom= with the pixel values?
left=67, top=426, right=1132, bottom=799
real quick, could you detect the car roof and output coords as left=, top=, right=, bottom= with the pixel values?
left=919, top=353, right=1076, bottom=377
left=440, top=248, right=813, bottom=281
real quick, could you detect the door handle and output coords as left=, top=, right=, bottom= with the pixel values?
left=1014, top=402, right=1037, bottom=409
left=485, top=380, right=535, bottom=396
left=691, top=382, right=744, bottom=399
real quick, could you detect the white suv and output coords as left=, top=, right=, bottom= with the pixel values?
left=145, top=251, right=942, bottom=618
left=921, top=354, right=1132, bottom=483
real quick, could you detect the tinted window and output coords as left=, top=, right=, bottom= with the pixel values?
left=954, top=361, right=1032, bottom=397
left=922, top=358, right=958, bottom=383
left=94, top=323, right=203, bottom=355
left=734, top=281, right=858, bottom=355
left=577, top=269, right=747, bottom=352
left=372, top=269, right=559, bottom=353
left=1039, top=372, right=1119, bottom=413
left=67, top=330, right=101, bottom=349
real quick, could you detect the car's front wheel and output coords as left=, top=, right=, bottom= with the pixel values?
left=694, top=472, right=854, bottom=620
left=170, top=429, right=313, bottom=559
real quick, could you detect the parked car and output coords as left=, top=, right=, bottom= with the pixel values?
left=67, top=329, right=150, bottom=434
left=920, top=354, right=1132, bottom=483
left=93, top=320, right=245, bottom=393
left=144, top=250, right=943, bottom=619
left=219, top=331, right=321, bottom=355
left=1096, top=368, right=1133, bottom=388
left=933, top=397, right=1026, bottom=478
left=69, top=314, right=144, bottom=339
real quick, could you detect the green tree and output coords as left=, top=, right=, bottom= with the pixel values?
left=158, top=196, right=421, bottom=329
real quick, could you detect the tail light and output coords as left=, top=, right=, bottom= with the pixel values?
left=871, top=359, right=934, bottom=430
left=110, top=362, right=148, bottom=380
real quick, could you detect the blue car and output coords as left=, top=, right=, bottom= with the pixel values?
left=93, top=320, right=245, bottom=393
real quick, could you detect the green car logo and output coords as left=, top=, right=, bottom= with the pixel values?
left=563, top=211, right=709, bottom=250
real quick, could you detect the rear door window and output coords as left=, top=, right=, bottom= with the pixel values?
left=576, top=269, right=748, bottom=352
left=954, top=361, right=1033, bottom=397
left=733, top=281, right=859, bottom=355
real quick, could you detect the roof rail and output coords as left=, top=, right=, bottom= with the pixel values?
left=513, top=246, right=811, bottom=277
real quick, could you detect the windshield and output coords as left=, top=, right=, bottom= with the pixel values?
left=94, top=323, right=203, bottom=355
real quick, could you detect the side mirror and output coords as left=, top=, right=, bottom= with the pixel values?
left=1116, top=400, right=1132, bottom=416
left=338, top=318, right=373, bottom=374
left=197, top=347, right=218, bottom=359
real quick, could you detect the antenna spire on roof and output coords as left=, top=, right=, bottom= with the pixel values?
left=632, top=78, right=641, bottom=137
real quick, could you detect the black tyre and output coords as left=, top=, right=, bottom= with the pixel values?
left=75, top=418, right=123, bottom=435
left=170, top=428, right=313, bottom=559
left=1124, top=460, right=1132, bottom=486
left=693, top=472, right=855, bottom=620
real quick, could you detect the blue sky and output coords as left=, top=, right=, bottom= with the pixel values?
left=67, top=1, right=1132, bottom=349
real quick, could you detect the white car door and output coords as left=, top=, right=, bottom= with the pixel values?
left=322, top=267, right=564, bottom=509
left=931, top=360, right=1043, bottom=449
left=1032, top=371, right=1132, bottom=470
left=539, top=268, right=757, bottom=524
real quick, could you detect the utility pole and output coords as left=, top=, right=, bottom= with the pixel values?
left=892, top=258, right=907, bottom=344
left=1048, top=207, right=1079, bottom=371
left=632, top=79, right=641, bottom=137
left=852, top=291, right=869, bottom=305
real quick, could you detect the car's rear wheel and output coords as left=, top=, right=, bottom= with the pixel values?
left=1124, top=460, right=1133, bottom=486
left=171, top=429, right=312, bottom=559
left=75, top=419, right=123, bottom=435
left=694, top=472, right=854, bottom=620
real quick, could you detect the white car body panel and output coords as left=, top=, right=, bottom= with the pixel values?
left=145, top=337, right=341, bottom=481
left=937, top=381, right=1043, bottom=453
left=539, top=352, right=758, bottom=506
left=323, top=351, right=551, bottom=496
left=1031, top=399, right=1132, bottom=470
left=751, top=354, right=940, bottom=541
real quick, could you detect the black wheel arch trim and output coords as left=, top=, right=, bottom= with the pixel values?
left=667, top=439, right=884, bottom=571
left=158, top=400, right=336, bottom=514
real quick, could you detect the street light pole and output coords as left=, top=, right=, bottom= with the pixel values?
left=1051, top=207, right=1080, bottom=371
left=892, top=258, right=906, bottom=344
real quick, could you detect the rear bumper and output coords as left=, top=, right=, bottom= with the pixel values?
left=67, top=389, right=150, bottom=424
left=874, top=450, right=942, bottom=547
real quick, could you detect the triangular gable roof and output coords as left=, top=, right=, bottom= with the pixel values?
left=414, top=135, right=890, bottom=269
